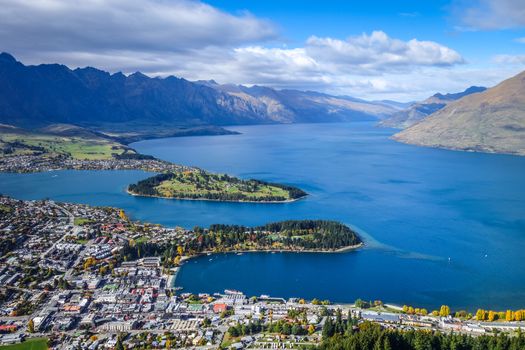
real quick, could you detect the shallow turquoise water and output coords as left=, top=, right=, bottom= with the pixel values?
left=1, top=122, right=524, bottom=310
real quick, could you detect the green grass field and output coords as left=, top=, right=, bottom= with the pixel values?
left=0, top=338, right=48, bottom=350
left=156, top=171, right=291, bottom=200
left=73, top=217, right=94, bottom=225
left=0, top=129, right=133, bottom=160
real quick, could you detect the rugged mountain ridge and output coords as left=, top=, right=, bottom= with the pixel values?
left=0, top=53, right=399, bottom=130
left=393, top=70, right=525, bottom=156
left=195, top=80, right=399, bottom=123
left=379, top=86, right=486, bottom=129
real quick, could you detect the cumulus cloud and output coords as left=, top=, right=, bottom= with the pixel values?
left=453, top=0, right=525, bottom=30
left=0, top=0, right=276, bottom=55
left=305, top=31, right=464, bottom=73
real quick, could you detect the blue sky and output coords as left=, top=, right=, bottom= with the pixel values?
left=206, top=0, right=525, bottom=65
left=1, top=0, right=524, bottom=101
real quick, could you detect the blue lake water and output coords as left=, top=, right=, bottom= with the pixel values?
left=1, top=122, right=524, bottom=311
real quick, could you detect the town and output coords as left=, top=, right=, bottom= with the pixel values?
left=0, top=196, right=523, bottom=349
left=0, top=154, right=189, bottom=174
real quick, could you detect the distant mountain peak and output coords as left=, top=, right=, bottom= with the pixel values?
left=432, top=86, right=486, bottom=100
left=194, top=79, right=220, bottom=86
left=464, top=86, right=486, bottom=93
left=379, top=85, right=488, bottom=129
left=0, top=52, right=17, bottom=64
left=393, top=70, right=525, bottom=156
left=129, top=71, right=148, bottom=79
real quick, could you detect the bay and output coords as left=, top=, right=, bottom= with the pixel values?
left=1, top=122, right=524, bottom=310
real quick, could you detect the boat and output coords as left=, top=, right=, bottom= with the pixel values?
left=224, top=289, right=244, bottom=296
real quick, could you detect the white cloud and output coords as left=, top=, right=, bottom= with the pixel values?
left=492, top=54, right=525, bottom=65
left=454, top=0, right=525, bottom=30
left=0, top=0, right=276, bottom=55
left=305, top=31, right=464, bottom=73
left=515, top=37, right=525, bottom=44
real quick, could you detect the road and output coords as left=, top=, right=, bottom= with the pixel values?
left=40, top=203, right=76, bottom=259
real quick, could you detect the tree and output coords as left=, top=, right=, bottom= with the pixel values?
left=229, top=326, right=239, bottom=337
left=505, top=310, right=514, bottom=322
left=282, top=323, right=291, bottom=335
left=355, top=299, right=368, bottom=309
left=291, top=324, right=301, bottom=335
left=476, top=309, right=487, bottom=321
left=115, top=334, right=125, bottom=350
left=27, top=319, right=35, bottom=333
left=119, top=210, right=128, bottom=221
left=308, top=324, right=315, bottom=335
left=514, top=310, right=523, bottom=321
left=322, top=317, right=335, bottom=338
left=173, top=255, right=181, bottom=265
left=488, top=310, right=496, bottom=322
left=439, top=305, right=450, bottom=317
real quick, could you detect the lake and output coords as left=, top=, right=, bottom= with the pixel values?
left=1, top=122, right=524, bottom=311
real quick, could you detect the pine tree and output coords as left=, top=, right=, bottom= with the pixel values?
left=322, top=317, right=335, bottom=338
left=115, top=335, right=125, bottom=350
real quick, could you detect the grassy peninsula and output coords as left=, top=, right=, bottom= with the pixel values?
left=127, top=170, right=307, bottom=202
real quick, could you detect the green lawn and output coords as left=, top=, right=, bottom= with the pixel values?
left=0, top=130, right=132, bottom=160
left=156, top=171, right=291, bottom=200
left=73, top=217, right=94, bottom=226
left=0, top=338, right=48, bottom=350
left=0, top=204, right=13, bottom=214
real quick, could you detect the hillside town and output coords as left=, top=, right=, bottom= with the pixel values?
left=0, top=154, right=189, bottom=173
left=0, top=196, right=523, bottom=349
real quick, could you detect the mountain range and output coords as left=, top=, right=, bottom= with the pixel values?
left=393, top=70, right=525, bottom=156
left=0, top=52, right=400, bottom=131
left=378, top=86, right=486, bottom=129
left=1, top=52, right=524, bottom=157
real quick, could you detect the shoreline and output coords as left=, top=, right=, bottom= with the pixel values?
left=391, top=136, right=525, bottom=157
left=126, top=188, right=308, bottom=204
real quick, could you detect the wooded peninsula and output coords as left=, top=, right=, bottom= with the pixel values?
left=121, top=220, right=362, bottom=263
